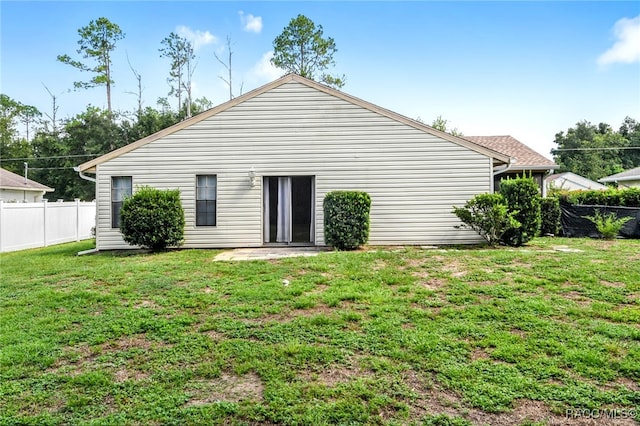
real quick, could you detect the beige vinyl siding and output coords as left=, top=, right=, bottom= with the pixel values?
left=96, top=81, right=492, bottom=249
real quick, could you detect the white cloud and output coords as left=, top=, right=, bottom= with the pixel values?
left=247, top=51, right=284, bottom=84
left=597, top=15, right=640, bottom=66
left=239, top=11, right=263, bottom=33
left=176, top=25, right=217, bottom=51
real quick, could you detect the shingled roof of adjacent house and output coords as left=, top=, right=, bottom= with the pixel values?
left=0, top=167, right=54, bottom=192
left=465, top=135, right=557, bottom=170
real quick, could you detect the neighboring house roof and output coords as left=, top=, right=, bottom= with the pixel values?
left=546, top=172, right=607, bottom=191
left=78, top=74, right=510, bottom=173
left=464, top=135, right=557, bottom=171
left=0, top=168, right=54, bottom=193
left=599, top=166, right=640, bottom=183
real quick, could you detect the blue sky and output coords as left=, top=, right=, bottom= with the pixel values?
left=2, top=1, right=639, bottom=158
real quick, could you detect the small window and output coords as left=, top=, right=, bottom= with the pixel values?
left=111, top=176, right=132, bottom=228
left=196, top=175, right=217, bottom=226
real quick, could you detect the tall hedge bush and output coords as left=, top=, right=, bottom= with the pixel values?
left=120, top=186, right=185, bottom=251
left=540, top=197, right=561, bottom=236
left=323, top=191, right=371, bottom=250
left=499, top=176, right=541, bottom=246
left=561, top=187, right=640, bottom=207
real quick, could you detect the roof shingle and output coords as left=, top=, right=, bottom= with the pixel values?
left=465, top=135, right=557, bottom=169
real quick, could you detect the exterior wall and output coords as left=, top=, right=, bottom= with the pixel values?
left=0, top=188, right=45, bottom=202
left=96, top=81, right=493, bottom=249
left=618, top=179, right=640, bottom=189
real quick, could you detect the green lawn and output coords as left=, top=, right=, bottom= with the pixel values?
left=1, top=238, right=639, bottom=425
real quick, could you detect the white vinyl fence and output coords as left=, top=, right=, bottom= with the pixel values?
left=0, top=200, right=96, bottom=253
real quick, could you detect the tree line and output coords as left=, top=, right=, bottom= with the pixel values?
left=1, top=14, right=637, bottom=201
left=1, top=15, right=343, bottom=201
left=552, top=118, right=640, bottom=182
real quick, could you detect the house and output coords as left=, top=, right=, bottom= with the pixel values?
left=545, top=172, right=607, bottom=192
left=464, top=136, right=557, bottom=196
left=0, top=167, right=54, bottom=202
left=77, top=74, right=511, bottom=250
left=599, top=167, right=640, bottom=188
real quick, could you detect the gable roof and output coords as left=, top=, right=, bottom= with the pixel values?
left=464, top=135, right=557, bottom=171
left=0, top=168, right=54, bottom=192
left=78, top=74, right=510, bottom=173
left=599, top=166, right=640, bottom=183
left=546, top=172, right=607, bottom=190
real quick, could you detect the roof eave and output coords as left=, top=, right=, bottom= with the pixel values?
left=0, top=186, right=54, bottom=192
left=599, top=176, right=640, bottom=183
left=508, top=165, right=558, bottom=172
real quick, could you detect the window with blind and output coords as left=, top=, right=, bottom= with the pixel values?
left=196, top=175, right=217, bottom=226
left=111, top=176, right=132, bottom=228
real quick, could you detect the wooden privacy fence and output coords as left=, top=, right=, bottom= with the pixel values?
left=0, top=200, right=96, bottom=253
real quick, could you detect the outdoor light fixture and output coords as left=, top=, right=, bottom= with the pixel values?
left=249, top=167, right=256, bottom=187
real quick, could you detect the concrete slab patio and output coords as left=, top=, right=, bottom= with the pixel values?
left=214, top=247, right=332, bottom=261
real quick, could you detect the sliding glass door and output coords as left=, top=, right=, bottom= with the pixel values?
left=263, top=176, right=314, bottom=244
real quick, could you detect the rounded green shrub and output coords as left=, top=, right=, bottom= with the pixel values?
left=499, top=176, right=541, bottom=246
left=452, top=193, right=520, bottom=246
left=540, top=197, right=561, bottom=236
left=323, top=191, right=371, bottom=250
left=120, top=186, right=185, bottom=251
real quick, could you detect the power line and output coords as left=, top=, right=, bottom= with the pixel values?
left=552, top=147, right=640, bottom=152
left=27, top=167, right=77, bottom=170
left=0, top=154, right=98, bottom=161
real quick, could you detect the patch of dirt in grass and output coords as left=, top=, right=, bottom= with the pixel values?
left=625, top=292, right=640, bottom=304
left=202, top=330, right=226, bottom=341
left=301, top=363, right=372, bottom=387
left=372, top=259, right=387, bottom=271
left=259, top=304, right=335, bottom=322
left=600, top=280, right=627, bottom=288
left=104, top=335, right=168, bottom=351
left=306, top=284, right=329, bottom=295
left=510, top=328, right=527, bottom=338
left=470, top=347, right=491, bottom=361
left=562, top=291, right=592, bottom=307
left=417, top=278, right=447, bottom=290
left=403, top=370, right=460, bottom=419
left=47, top=336, right=162, bottom=380
left=472, top=294, right=493, bottom=302
left=546, top=378, right=565, bottom=386
left=404, top=371, right=639, bottom=426
left=442, top=260, right=467, bottom=277
left=114, top=368, right=149, bottom=383
left=410, top=302, right=443, bottom=314
left=134, top=299, right=159, bottom=309
left=601, top=377, right=640, bottom=392
left=618, top=377, right=640, bottom=391
left=405, top=257, right=428, bottom=269
left=46, top=344, right=97, bottom=374
left=184, top=371, right=263, bottom=406
left=411, top=270, right=430, bottom=279
left=302, top=301, right=359, bottom=316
